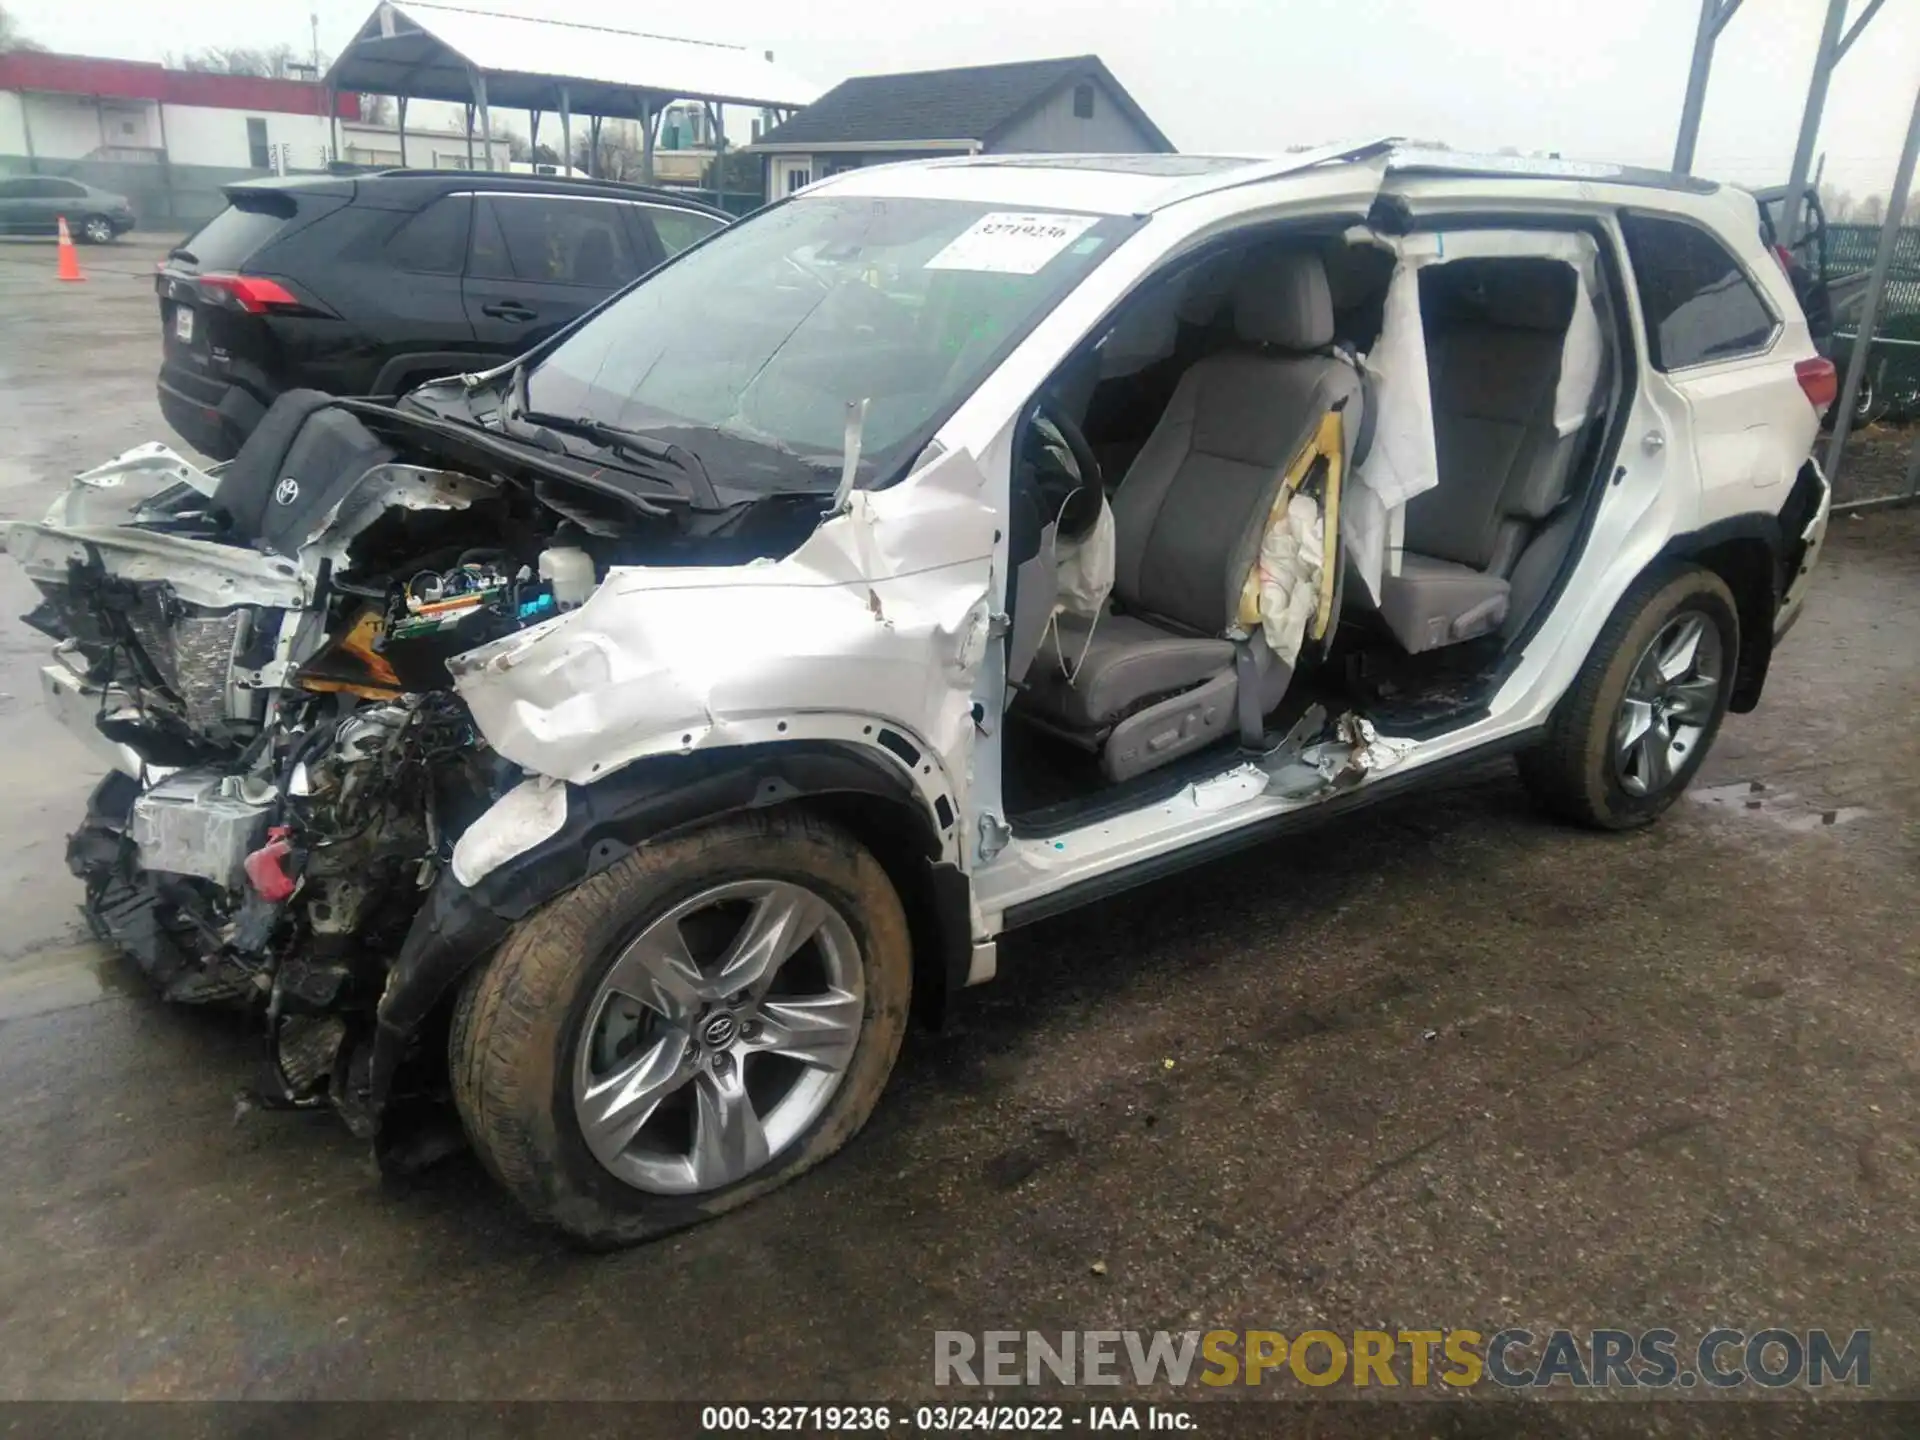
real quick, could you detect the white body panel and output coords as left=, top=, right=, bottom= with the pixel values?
left=14, top=148, right=1832, bottom=970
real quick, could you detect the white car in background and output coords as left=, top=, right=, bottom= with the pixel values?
left=3, top=141, right=1831, bottom=1245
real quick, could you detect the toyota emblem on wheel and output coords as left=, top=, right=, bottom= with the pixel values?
left=274, top=477, right=300, bottom=506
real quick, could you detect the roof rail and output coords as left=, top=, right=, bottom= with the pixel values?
left=362, top=169, right=732, bottom=211
left=1144, top=137, right=1398, bottom=210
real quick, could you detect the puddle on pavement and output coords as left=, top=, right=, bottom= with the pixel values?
left=0, top=939, right=140, bottom=1021
left=1690, top=779, right=1869, bottom=833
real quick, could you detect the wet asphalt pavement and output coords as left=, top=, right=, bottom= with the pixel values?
left=0, top=236, right=1917, bottom=1418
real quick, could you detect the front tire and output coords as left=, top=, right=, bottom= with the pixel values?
left=1518, top=564, right=1739, bottom=829
left=450, top=810, right=912, bottom=1247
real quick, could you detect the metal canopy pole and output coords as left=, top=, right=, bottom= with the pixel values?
left=640, top=95, right=656, bottom=184
left=397, top=94, right=408, bottom=168
left=559, top=85, right=572, bottom=176
left=1673, top=0, right=1745, bottom=173
left=471, top=67, right=494, bottom=173
left=706, top=101, right=725, bottom=197
left=1781, top=0, right=1851, bottom=245
left=1825, top=81, right=1920, bottom=508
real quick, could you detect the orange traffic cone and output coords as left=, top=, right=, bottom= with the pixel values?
left=55, top=216, right=85, bottom=283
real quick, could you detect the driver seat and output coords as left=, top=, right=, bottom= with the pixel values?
left=1018, top=249, right=1362, bottom=783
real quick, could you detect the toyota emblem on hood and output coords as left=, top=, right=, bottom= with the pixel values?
left=274, top=477, right=300, bottom=506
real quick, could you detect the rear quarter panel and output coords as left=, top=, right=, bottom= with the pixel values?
left=1660, top=187, right=1821, bottom=532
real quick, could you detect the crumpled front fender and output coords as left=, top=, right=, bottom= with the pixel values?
left=450, top=443, right=998, bottom=810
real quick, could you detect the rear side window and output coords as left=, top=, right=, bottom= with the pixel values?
left=386, top=195, right=470, bottom=274
left=0, top=178, right=81, bottom=198
left=472, top=195, right=640, bottom=287
left=177, top=198, right=292, bottom=269
left=1620, top=212, right=1777, bottom=370
left=641, top=205, right=723, bottom=258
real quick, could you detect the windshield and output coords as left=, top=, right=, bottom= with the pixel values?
left=524, top=196, right=1137, bottom=491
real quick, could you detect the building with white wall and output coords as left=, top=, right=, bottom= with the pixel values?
left=0, top=49, right=358, bottom=226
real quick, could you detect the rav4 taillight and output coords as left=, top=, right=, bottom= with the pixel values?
left=1795, top=356, right=1838, bottom=411
left=197, top=272, right=302, bottom=314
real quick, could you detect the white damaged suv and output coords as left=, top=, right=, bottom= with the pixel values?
left=2, top=142, right=1832, bottom=1243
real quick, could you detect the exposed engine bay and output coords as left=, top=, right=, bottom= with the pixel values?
left=2, top=393, right=835, bottom=1141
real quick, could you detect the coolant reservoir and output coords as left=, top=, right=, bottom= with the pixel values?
left=538, top=547, right=596, bottom=609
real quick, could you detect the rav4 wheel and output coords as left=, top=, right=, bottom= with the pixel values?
left=79, top=214, right=116, bottom=245
left=450, top=811, right=912, bottom=1247
left=1517, top=564, right=1739, bottom=829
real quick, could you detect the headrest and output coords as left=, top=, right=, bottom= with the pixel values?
left=1097, top=290, right=1180, bottom=379
left=1232, top=250, right=1334, bottom=350
left=1173, top=252, right=1239, bottom=327
left=1322, top=241, right=1394, bottom=311
left=1425, top=258, right=1577, bottom=333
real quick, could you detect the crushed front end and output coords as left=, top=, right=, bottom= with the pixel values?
left=2, top=396, right=834, bottom=1153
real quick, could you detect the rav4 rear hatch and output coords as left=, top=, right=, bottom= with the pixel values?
left=157, top=177, right=355, bottom=453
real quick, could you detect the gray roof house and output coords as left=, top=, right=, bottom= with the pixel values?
left=749, top=55, right=1173, bottom=203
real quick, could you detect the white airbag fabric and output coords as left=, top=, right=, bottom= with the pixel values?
left=1348, top=257, right=1434, bottom=601
left=1055, top=492, right=1115, bottom=619
left=1344, top=228, right=1606, bottom=603
left=1255, top=492, right=1325, bottom=668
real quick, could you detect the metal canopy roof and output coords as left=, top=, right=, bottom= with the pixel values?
left=324, top=2, right=821, bottom=116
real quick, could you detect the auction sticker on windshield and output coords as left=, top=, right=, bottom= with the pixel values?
left=925, top=212, right=1100, bottom=275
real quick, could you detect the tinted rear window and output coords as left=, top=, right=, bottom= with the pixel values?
left=176, top=198, right=292, bottom=269
left=1620, top=212, right=1777, bottom=370
left=385, top=195, right=470, bottom=275
left=472, top=195, right=640, bottom=287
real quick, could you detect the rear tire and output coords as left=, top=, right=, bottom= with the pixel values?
left=450, top=810, right=912, bottom=1248
left=1518, top=564, right=1739, bottom=830
left=78, top=214, right=116, bottom=245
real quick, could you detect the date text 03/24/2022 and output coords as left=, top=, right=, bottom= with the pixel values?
left=701, top=1406, right=1188, bottom=1432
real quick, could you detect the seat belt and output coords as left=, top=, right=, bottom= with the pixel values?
left=1233, top=632, right=1290, bottom=751
left=1333, top=343, right=1377, bottom=470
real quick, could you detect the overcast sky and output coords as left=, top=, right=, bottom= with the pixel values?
left=11, top=0, right=1918, bottom=199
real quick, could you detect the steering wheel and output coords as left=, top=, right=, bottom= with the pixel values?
left=1033, top=397, right=1104, bottom=539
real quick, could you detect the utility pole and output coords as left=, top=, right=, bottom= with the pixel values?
left=1824, top=80, right=1920, bottom=496
left=1673, top=0, right=1745, bottom=174
left=310, top=12, right=320, bottom=77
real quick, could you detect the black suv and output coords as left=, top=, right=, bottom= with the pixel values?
left=155, top=170, right=730, bottom=459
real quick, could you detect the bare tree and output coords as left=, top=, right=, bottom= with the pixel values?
left=0, top=3, right=44, bottom=51
left=1818, top=184, right=1856, bottom=222
left=175, top=43, right=317, bottom=79
left=360, top=94, right=394, bottom=127
left=577, top=128, right=644, bottom=182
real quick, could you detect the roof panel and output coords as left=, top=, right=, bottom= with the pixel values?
left=327, top=2, right=821, bottom=110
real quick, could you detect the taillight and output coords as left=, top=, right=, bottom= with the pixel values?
left=1795, top=356, right=1838, bottom=411
left=1772, top=243, right=1795, bottom=277
left=197, top=272, right=302, bottom=314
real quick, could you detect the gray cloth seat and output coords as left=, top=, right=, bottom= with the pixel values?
left=1026, top=613, right=1235, bottom=730
left=1018, top=249, right=1362, bottom=783
left=1378, top=259, right=1592, bottom=654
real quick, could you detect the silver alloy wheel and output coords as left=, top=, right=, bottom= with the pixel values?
left=81, top=216, right=114, bottom=244
left=571, top=879, right=863, bottom=1195
left=1613, top=608, right=1724, bottom=798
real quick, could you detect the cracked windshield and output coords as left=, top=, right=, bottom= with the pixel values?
left=525, top=196, right=1133, bottom=486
